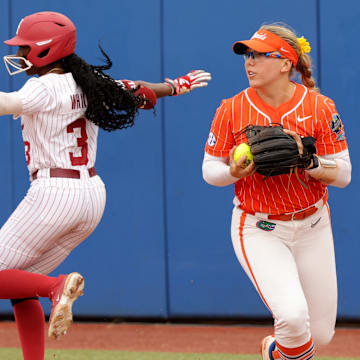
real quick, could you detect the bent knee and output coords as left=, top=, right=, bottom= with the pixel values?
left=311, top=325, right=335, bottom=345
left=275, top=306, right=312, bottom=346
left=277, top=308, right=309, bottom=334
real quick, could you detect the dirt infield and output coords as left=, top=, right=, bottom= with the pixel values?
left=0, top=321, right=359, bottom=357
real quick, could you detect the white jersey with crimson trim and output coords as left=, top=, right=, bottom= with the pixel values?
left=15, top=72, right=98, bottom=177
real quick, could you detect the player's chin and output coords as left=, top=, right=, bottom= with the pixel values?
left=25, top=68, right=36, bottom=76
left=247, top=78, right=261, bottom=89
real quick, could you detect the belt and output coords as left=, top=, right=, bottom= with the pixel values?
left=244, top=192, right=328, bottom=221
left=32, top=167, right=97, bottom=181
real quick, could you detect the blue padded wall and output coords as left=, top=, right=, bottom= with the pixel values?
left=0, top=0, right=358, bottom=320
left=319, top=1, right=360, bottom=318
left=0, top=3, right=12, bottom=227
left=163, top=0, right=319, bottom=319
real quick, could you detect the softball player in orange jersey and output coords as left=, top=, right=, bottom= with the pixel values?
left=0, top=11, right=211, bottom=360
left=202, top=24, right=351, bottom=360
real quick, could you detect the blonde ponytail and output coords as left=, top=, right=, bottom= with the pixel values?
left=260, top=23, right=320, bottom=93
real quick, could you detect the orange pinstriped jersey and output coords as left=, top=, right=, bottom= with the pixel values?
left=205, top=82, right=348, bottom=214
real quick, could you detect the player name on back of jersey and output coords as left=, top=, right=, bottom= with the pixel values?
left=70, top=93, right=87, bottom=110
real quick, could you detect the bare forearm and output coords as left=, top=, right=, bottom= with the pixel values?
left=135, top=81, right=173, bottom=98
left=135, top=70, right=211, bottom=98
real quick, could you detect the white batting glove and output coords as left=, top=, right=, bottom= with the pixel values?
left=165, top=70, right=211, bottom=96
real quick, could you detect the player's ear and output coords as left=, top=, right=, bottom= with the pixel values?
left=280, top=58, right=292, bottom=73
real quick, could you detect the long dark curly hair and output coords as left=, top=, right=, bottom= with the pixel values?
left=62, top=46, right=142, bottom=131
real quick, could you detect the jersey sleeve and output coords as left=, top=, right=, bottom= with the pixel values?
left=205, top=99, right=235, bottom=157
left=315, top=95, right=348, bottom=155
left=16, top=77, right=52, bottom=115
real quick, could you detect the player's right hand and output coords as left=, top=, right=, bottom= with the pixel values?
left=229, top=146, right=255, bottom=179
left=165, top=70, right=212, bottom=96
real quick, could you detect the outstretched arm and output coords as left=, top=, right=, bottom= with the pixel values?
left=136, top=69, right=212, bottom=98
left=120, top=70, right=211, bottom=110
left=0, top=92, right=22, bottom=116
left=134, top=81, right=172, bottom=98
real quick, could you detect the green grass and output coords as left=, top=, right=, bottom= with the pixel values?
left=1, top=349, right=359, bottom=360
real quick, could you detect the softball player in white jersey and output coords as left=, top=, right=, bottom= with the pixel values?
left=0, top=11, right=211, bottom=360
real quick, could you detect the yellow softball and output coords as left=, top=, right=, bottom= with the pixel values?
left=233, top=143, right=253, bottom=167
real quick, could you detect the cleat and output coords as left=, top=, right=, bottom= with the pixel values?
left=261, top=335, right=277, bottom=360
left=48, top=272, right=84, bottom=340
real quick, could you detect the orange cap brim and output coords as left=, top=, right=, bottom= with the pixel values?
left=233, top=39, right=277, bottom=55
left=232, top=29, right=299, bottom=66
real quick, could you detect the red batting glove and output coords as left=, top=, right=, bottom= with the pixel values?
left=119, top=80, right=157, bottom=109
left=118, top=79, right=137, bottom=90
left=165, top=70, right=211, bottom=96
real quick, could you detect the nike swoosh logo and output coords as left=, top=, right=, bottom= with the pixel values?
left=297, top=115, right=312, bottom=122
left=311, top=217, right=321, bottom=228
left=56, top=294, right=60, bottom=302
left=280, top=47, right=289, bottom=53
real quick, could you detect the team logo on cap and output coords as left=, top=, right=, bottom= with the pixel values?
left=252, top=32, right=267, bottom=40
left=280, top=47, right=290, bottom=53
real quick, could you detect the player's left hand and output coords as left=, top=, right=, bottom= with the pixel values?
left=283, top=128, right=304, bottom=155
left=165, top=70, right=212, bottom=96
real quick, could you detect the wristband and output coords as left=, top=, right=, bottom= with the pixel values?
left=318, top=157, right=337, bottom=168
left=308, top=155, right=319, bottom=169
left=306, top=155, right=337, bottom=174
left=308, top=155, right=337, bottom=170
left=164, top=81, right=176, bottom=96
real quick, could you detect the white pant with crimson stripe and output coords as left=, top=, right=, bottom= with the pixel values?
left=231, top=203, right=337, bottom=348
left=0, top=171, right=106, bottom=275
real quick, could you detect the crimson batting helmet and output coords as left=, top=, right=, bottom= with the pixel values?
left=4, top=11, right=76, bottom=69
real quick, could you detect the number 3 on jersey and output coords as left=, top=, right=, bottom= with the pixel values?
left=67, top=117, right=88, bottom=166
left=21, top=124, right=31, bottom=165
